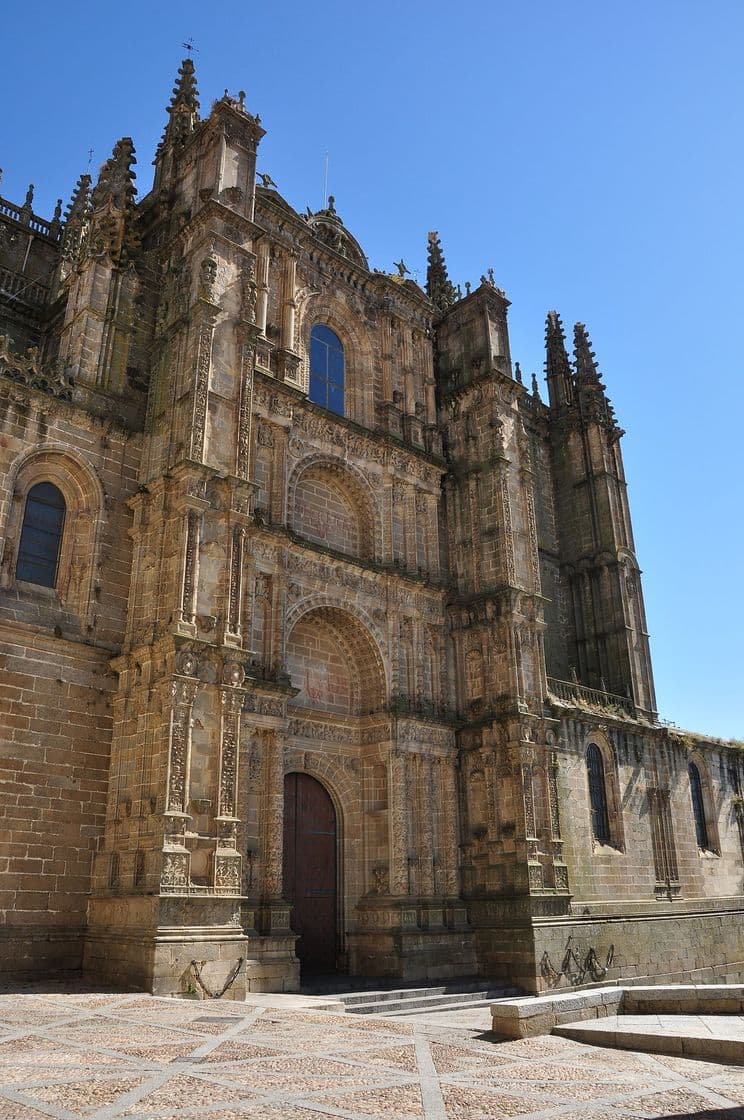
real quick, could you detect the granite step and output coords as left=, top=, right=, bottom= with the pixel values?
left=327, top=982, right=519, bottom=1016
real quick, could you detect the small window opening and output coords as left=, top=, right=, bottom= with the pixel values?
left=587, top=743, right=611, bottom=845
left=688, top=762, right=710, bottom=850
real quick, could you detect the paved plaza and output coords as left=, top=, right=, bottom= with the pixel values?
left=1, top=987, right=744, bottom=1119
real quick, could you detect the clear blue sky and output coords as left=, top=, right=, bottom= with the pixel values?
left=2, top=1, right=742, bottom=739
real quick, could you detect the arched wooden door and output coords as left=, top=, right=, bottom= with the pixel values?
left=282, top=773, right=337, bottom=973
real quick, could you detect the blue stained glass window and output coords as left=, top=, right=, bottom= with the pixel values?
left=586, top=743, right=611, bottom=845
left=309, top=324, right=345, bottom=416
left=688, top=762, right=709, bottom=850
left=16, top=482, right=66, bottom=588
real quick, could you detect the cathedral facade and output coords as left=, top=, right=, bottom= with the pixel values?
left=0, top=61, right=742, bottom=998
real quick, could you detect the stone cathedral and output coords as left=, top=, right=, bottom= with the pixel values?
left=0, top=60, right=742, bottom=999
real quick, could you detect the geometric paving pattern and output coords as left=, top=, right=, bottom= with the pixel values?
left=1, top=990, right=744, bottom=1119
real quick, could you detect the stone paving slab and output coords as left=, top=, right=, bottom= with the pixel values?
left=1, top=986, right=744, bottom=1118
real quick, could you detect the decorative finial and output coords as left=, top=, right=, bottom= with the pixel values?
left=52, top=199, right=63, bottom=222
left=465, top=281, right=471, bottom=295
left=531, top=372, right=540, bottom=398
left=487, top=267, right=495, bottom=284
left=327, top=194, right=336, bottom=214
left=238, top=90, right=246, bottom=109
left=514, top=361, right=523, bottom=384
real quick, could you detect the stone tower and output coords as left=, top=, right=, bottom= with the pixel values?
left=85, top=74, right=273, bottom=995
left=544, top=312, right=656, bottom=717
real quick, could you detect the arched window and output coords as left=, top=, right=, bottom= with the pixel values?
left=688, top=762, right=709, bottom=850
left=586, top=743, right=610, bottom=845
left=16, top=482, right=66, bottom=588
left=309, top=324, right=344, bottom=415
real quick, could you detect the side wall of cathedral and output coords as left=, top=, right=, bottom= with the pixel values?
left=0, top=379, right=140, bottom=974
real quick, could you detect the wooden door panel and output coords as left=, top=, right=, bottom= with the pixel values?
left=282, top=773, right=337, bottom=973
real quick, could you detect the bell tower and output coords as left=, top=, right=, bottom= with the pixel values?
left=546, top=313, right=657, bottom=717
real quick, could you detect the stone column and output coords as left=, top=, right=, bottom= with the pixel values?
left=226, top=527, right=245, bottom=642
left=416, top=755, right=435, bottom=897
left=261, top=731, right=285, bottom=900
left=214, top=686, right=242, bottom=893
left=236, top=334, right=256, bottom=480
left=256, top=248, right=269, bottom=335
left=426, top=493, right=440, bottom=579
left=281, top=256, right=297, bottom=354
left=440, top=753, right=460, bottom=896
left=547, top=749, right=570, bottom=893
left=404, top=485, right=417, bottom=573
left=175, top=510, right=199, bottom=630
left=162, top=677, right=198, bottom=890
left=388, top=748, right=410, bottom=895
left=189, top=301, right=218, bottom=462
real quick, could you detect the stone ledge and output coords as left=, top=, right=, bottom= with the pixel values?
left=553, top=1015, right=744, bottom=1064
left=490, top=986, right=623, bottom=1038
left=491, top=983, right=744, bottom=1039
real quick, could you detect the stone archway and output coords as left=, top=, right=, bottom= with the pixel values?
left=282, top=772, right=338, bottom=974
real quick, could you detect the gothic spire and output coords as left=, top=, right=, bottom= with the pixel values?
left=162, top=58, right=200, bottom=148
left=60, top=173, right=92, bottom=262
left=91, top=138, right=137, bottom=211
left=573, top=322, right=604, bottom=388
left=544, top=310, right=574, bottom=408
left=572, top=321, right=624, bottom=439
left=64, top=173, right=92, bottom=222
left=426, top=230, right=457, bottom=312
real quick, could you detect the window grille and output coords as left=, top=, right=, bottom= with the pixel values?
left=16, top=481, right=66, bottom=588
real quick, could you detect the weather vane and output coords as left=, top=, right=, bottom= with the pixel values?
left=182, top=38, right=199, bottom=54
left=87, top=148, right=94, bottom=170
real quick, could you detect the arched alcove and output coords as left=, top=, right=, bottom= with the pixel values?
left=286, top=605, right=386, bottom=716
left=288, top=457, right=378, bottom=561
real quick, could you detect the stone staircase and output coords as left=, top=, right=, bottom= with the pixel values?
left=302, top=977, right=520, bottom=1017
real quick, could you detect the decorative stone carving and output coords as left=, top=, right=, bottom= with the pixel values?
left=161, top=851, right=189, bottom=889
left=227, top=528, right=244, bottom=635
left=180, top=511, right=199, bottom=625
left=222, top=661, right=245, bottom=687
left=218, top=689, right=242, bottom=818
left=0, top=335, right=73, bottom=400
left=199, top=255, right=218, bottom=301
left=214, top=853, right=242, bottom=892
left=175, top=648, right=199, bottom=677
left=261, top=734, right=285, bottom=898
left=166, top=679, right=198, bottom=814
left=388, top=749, right=409, bottom=895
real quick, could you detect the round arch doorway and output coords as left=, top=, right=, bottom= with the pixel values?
left=282, top=772, right=338, bottom=974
